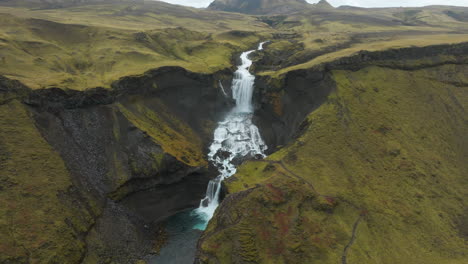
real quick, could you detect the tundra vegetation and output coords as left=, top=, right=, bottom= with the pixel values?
left=0, top=0, right=467, bottom=263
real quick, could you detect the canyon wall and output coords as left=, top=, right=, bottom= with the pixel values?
left=0, top=67, right=232, bottom=263
left=196, top=43, right=468, bottom=264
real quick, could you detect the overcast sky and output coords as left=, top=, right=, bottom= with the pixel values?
left=157, top=0, right=468, bottom=8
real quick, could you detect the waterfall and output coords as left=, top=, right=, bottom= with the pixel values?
left=193, top=42, right=268, bottom=230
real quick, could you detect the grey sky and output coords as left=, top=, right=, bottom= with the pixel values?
left=157, top=0, right=468, bottom=8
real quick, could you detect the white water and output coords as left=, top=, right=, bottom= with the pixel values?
left=193, top=43, right=268, bottom=230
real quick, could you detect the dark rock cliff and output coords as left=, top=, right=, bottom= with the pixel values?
left=253, top=42, right=468, bottom=150
left=0, top=66, right=233, bottom=263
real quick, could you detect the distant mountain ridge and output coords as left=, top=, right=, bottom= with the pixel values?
left=1, top=0, right=336, bottom=14
left=315, top=0, right=333, bottom=8
left=0, top=0, right=139, bottom=8
left=208, top=0, right=316, bottom=14
left=208, top=0, right=334, bottom=15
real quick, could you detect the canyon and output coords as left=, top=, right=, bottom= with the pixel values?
left=0, top=0, right=467, bottom=263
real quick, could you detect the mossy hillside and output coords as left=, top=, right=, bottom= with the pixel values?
left=0, top=10, right=267, bottom=90
left=0, top=1, right=268, bottom=32
left=209, top=0, right=311, bottom=15
left=259, top=32, right=468, bottom=77
left=260, top=35, right=468, bottom=77
left=391, top=7, right=468, bottom=28
left=0, top=100, right=97, bottom=263
left=254, top=5, right=468, bottom=76
left=200, top=161, right=358, bottom=264
left=199, top=64, right=468, bottom=263
left=1, top=2, right=468, bottom=91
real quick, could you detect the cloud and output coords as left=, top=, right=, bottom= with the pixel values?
left=157, top=0, right=468, bottom=8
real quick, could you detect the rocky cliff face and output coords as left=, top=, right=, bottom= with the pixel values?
left=254, top=42, right=468, bottom=149
left=0, top=67, right=233, bottom=263
left=196, top=43, right=468, bottom=264
left=208, top=0, right=310, bottom=14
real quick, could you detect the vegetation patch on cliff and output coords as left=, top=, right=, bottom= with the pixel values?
left=117, top=99, right=206, bottom=167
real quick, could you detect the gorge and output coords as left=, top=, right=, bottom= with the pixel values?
left=150, top=41, right=269, bottom=264
left=195, top=42, right=269, bottom=228
left=0, top=1, right=467, bottom=264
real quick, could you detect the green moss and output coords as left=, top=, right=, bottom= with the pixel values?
left=149, top=152, right=165, bottom=171
left=2, top=1, right=468, bottom=89
left=0, top=100, right=95, bottom=263
left=117, top=100, right=206, bottom=167
left=0, top=6, right=266, bottom=90
left=200, top=64, right=468, bottom=263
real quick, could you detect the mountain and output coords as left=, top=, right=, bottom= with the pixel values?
left=208, top=0, right=311, bottom=14
left=314, top=0, right=333, bottom=8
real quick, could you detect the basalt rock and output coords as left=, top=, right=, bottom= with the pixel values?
left=253, top=42, right=468, bottom=150
left=0, top=66, right=233, bottom=263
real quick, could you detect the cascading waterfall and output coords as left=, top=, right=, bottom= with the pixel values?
left=193, top=42, right=268, bottom=230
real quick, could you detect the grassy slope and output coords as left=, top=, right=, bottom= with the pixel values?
left=117, top=99, right=206, bottom=167
left=1, top=3, right=468, bottom=89
left=264, top=34, right=468, bottom=76
left=199, top=63, right=468, bottom=263
left=0, top=1, right=269, bottom=90
left=257, top=6, right=468, bottom=76
left=0, top=100, right=98, bottom=263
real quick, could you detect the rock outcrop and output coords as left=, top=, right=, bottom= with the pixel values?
left=0, top=66, right=233, bottom=263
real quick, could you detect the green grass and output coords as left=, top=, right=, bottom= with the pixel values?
left=0, top=2, right=270, bottom=90
left=1, top=2, right=468, bottom=89
left=256, top=5, right=468, bottom=76
left=199, top=63, right=468, bottom=263
left=0, top=100, right=98, bottom=263
left=117, top=99, right=207, bottom=167
left=260, top=34, right=468, bottom=77
left=0, top=14, right=263, bottom=90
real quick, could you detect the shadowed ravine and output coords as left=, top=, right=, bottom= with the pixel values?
left=150, top=42, right=268, bottom=263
